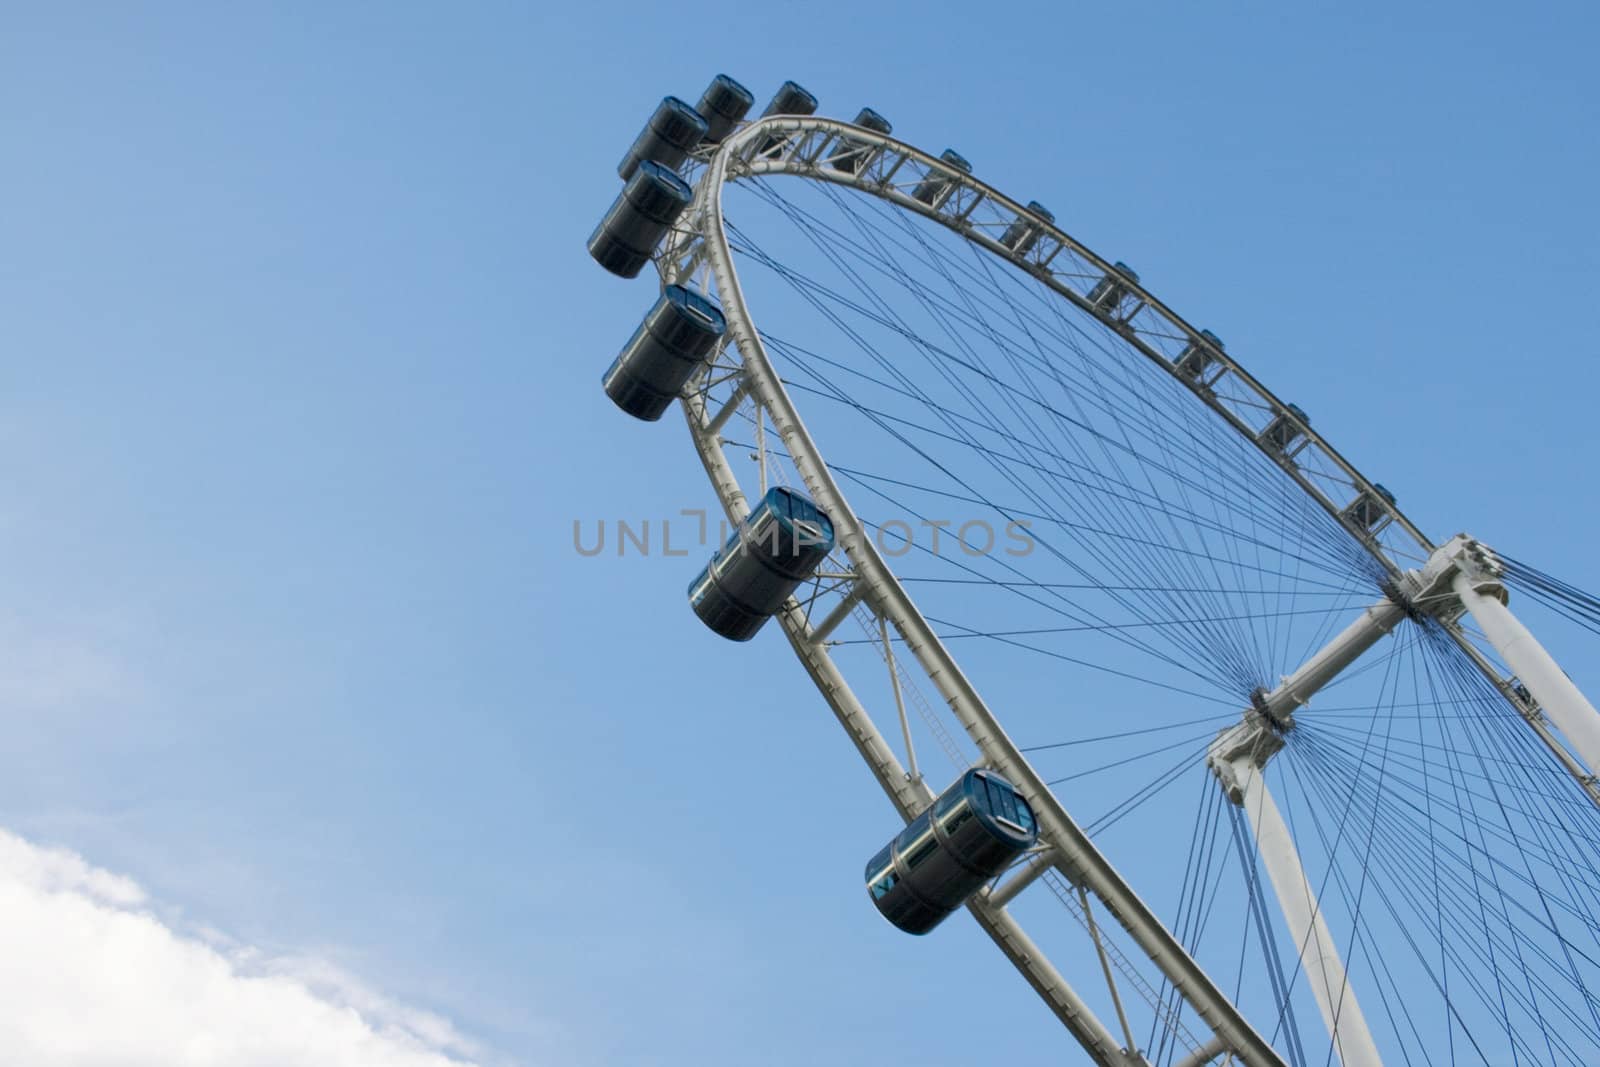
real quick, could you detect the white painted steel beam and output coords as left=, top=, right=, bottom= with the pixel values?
left=1173, top=1034, right=1230, bottom=1067
left=1454, top=571, right=1600, bottom=779
left=986, top=851, right=1051, bottom=910
left=1257, top=599, right=1404, bottom=724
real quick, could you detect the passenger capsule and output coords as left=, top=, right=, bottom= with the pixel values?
left=602, top=285, right=726, bottom=421
left=1341, top=483, right=1396, bottom=531
left=1088, top=261, right=1141, bottom=317
left=754, top=80, right=819, bottom=155
left=911, top=149, right=972, bottom=209
left=999, top=200, right=1054, bottom=256
left=695, top=74, right=754, bottom=145
left=1176, top=329, right=1225, bottom=380
left=1260, top=402, right=1311, bottom=454
left=587, top=160, right=694, bottom=279
left=830, top=108, right=892, bottom=174
left=865, top=769, right=1039, bottom=936
left=764, top=80, right=819, bottom=118
left=689, top=487, right=836, bottom=641
left=618, top=96, right=709, bottom=181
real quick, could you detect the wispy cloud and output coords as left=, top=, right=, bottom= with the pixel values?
left=0, top=828, right=486, bottom=1066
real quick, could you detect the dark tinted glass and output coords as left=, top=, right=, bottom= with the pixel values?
left=941, top=801, right=974, bottom=838
left=934, top=787, right=963, bottom=819
left=987, top=778, right=1018, bottom=825
left=865, top=843, right=893, bottom=881
left=1013, top=795, right=1035, bottom=834
left=904, top=830, right=940, bottom=870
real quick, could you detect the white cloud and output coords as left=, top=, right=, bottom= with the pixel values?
left=0, top=828, right=486, bottom=1066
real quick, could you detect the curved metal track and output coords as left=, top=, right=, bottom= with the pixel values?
left=645, top=113, right=1600, bottom=1065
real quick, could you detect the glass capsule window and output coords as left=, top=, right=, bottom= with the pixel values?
left=903, top=828, right=940, bottom=870
left=987, top=778, right=1020, bottom=826
left=865, top=845, right=897, bottom=901
left=1013, top=795, right=1035, bottom=834
left=940, top=799, right=975, bottom=838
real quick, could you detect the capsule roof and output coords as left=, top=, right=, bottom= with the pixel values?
left=966, top=769, right=1037, bottom=844
left=659, top=96, right=709, bottom=128
left=1023, top=200, right=1054, bottom=223
left=1111, top=261, right=1140, bottom=283
left=1284, top=402, right=1310, bottom=424
left=701, top=74, right=753, bottom=113
left=664, top=284, right=726, bottom=333
left=635, top=159, right=694, bottom=202
left=1199, top=328, right=1225, bottom=349
left=764, top=486, right=835, bottom=548
left=938, top=148, right=973, bottom=172
left=852, top=108, right=892, bottom=133
left=1372, top=483, right=1396, bottom=505
left=765, top=80, right=818, bottom=116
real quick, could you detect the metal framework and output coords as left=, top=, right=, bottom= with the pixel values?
left=639, top=113, right=1600, bottom=1066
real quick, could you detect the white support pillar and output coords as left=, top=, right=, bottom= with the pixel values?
left=1231, top=759, right=1382, bottom=1067
left=1453, top=572, right=1600, bottom=779
left=1207, top=588, right=1402, bottom=1067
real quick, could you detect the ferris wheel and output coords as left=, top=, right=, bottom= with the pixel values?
left=587, top=75, right=1600, bottom=1067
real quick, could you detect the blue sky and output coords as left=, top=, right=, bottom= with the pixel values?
left=2, top=3, right=1598, bottom=1065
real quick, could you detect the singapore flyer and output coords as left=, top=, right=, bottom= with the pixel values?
left=588, top=70, right=1600, bottom=1067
